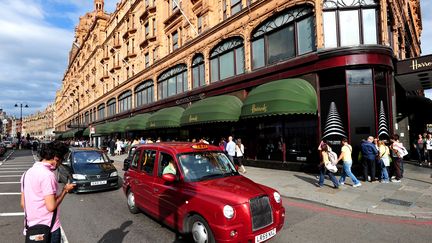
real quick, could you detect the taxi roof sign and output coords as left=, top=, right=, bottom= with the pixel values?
left=191, top=143, right=208, bottom=150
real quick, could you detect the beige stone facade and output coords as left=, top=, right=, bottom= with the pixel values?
left=23, top=104, right=55, bottom=139
left=54, top=0, right=423, bottom=131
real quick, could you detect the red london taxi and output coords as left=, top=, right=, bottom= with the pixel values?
left=123, top=142, right=285, bottom=243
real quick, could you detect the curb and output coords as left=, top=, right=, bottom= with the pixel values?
left=282, top=194, right=432, bottom=219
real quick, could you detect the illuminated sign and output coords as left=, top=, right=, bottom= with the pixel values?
left=189, top=115, right=198, bottom=122
left=410, top=59, right=432, bottom=71
left=192, top=143, right=208, bottom=150
left=150, top=122, right=156, bottom=127
left=251, top=104, right=267, bottom=113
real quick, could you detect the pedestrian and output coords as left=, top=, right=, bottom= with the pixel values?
left=316, top=144, right=339, bottom=189
left=390, top=134, right=407, bottom=181
left=414, top=134, right=425, bottom=165
left=109, top=138, right=116, bottom=156
left=425, top=133, right=432, bottom=167
left=337, top=138, right=361, bottom=187
left=361, top=136, right=379, bottom=182
left=235, top=138, right=246, bottom=173
left=20, top=141, right=75, bottom=243
left=219, top=137, right=227, bottom=151
left=115, top=139, right=122, bottom=155
left=226, top=136, right=236, bottom=162
left=378, top=140, right=390, bottom=183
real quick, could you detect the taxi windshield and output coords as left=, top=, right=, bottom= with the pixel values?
left=177, top=152, right=238, bottom=182
left=74, top=151, right=109, bottom=164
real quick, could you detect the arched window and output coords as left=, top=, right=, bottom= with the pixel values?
left=251, top=6, right=315, bottom=69
left=84, top=111, right=90, bottom=125
left=97, top=104, right=105, bottom=120
left=107, top=98, right=116, bottom=117
left=323, top=0, right=378, bottom=48
left=210, top=37, right=244, bottom=82
left=192, top=54, right=205, bottom=89
left=157, top=64, right=188, bottom=100
left=135, top=80, right=154, bottom=107
left=118, top=90, right=132, bottom=113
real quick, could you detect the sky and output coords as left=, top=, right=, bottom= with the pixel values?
left=0, top=0, right=431, bottom=118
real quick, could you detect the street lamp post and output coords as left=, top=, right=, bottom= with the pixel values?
left=15, top=103, right=28, bottom=148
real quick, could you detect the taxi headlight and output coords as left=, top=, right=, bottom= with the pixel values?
left=273, top=192, right=281, bottom=203
left=110, top=171, right=118, bottom=177
left=72, top=174, right=86, bottom=180
left=223, top=205, right=235, bottom=219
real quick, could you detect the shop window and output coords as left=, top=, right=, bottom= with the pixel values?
left=97, top=104, right=105, bottom=120
left=135, top=80, right=154, bottom=107
left=158, top=64, right=188, bottom=100
left=192, top=54, right=205, bottom=89
left=251, top=6, right=315, bottom=70
left=118, top=90, right=132, bottom=113
left=210, top=37, right=244, bottom=82
left=323, top=0, right=378, bottom=48
left=107, top=98, right=116, bottom=117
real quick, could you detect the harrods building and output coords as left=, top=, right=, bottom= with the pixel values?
left=55, top=0, right=426, bottom=166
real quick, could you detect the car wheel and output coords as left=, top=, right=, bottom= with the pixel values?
left=127, top=190, right=139, bottom=214
left=189, top=215, right=215, bottom=243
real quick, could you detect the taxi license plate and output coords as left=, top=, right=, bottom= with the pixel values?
left=90, top=180, right=107, bottom=186
left=255, top=228, right=276, bottom=243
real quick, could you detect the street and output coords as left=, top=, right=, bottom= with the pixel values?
left=1, top=150, right=431, bottom=243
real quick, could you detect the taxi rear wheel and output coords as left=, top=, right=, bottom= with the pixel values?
left=189, top=215, right=215, bottom=243
left=127, top=190, right=139, bottom=214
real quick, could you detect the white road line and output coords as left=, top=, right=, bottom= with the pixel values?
left=0, top=182, right=20, bottom=184
left=0, top=212, right=24, bottom=216
left=60, top=226, right=69, bottom=243
left=0, top=171, right=26, bottom=173
left=0, top=192, right=21, bottom=195
left=0, top=175, right=22, bottom=178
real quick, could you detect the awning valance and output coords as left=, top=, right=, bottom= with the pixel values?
left=240, top=78, right=318, bottom=119
left=109, top=119, right=129, bottom=133
left=180, top=95, right=242, bottom=126
left=125, top=113, right=152, bottom=131
left=147, top=107, right=185, bottom=129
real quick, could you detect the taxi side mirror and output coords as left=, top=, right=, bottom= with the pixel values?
left=162, top=173, right=176, bottom=183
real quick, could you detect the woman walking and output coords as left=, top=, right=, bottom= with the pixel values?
left=235, top=139, right=246, bottom=173
left=337, top=138, right=361, bottom=187
left=316, top=144, right=339, bottom=188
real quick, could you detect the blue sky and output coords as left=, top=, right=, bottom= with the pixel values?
left=0, top=0, right=431, bottom=118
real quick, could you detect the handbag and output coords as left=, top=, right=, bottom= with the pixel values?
left=325, top=161, right=338, bottom=173
left=23, top=172, right=57, bottom=243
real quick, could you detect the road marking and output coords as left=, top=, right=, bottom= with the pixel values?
left=61, top=226, right=69, bottom=243
left=0, top=171, right=27, bottom=173
left=0, top=212, right=24, bottom=216
left=0, top=182, right=20, bottom=184
left=0, top=175, right=22, bottom=177
left=0, top=192, right=21, bottom=195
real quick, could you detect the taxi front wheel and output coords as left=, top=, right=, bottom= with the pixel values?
left=127, top=190, right=140, bottom=214
left=189, top=215, right=215, bottom=243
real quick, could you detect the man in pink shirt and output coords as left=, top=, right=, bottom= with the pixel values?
left=20, top=141, right=75, bottom=243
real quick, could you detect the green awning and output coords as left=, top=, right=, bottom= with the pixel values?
left=55, top=133, right=63, bottom=139
left=93, top=123, right=110, bottom=136
left=109, top=119, right=129, bottom=133
left=125, top=113, right=152, bottom=131
left=83, top=128, right=90, bottom=136
left=147, top=107, right=185, bottom=129
left=240, top=78, right=318, bottom=119
left=180, top=95, right=243, bottom=126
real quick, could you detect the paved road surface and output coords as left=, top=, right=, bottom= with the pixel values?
left=1, top=150, right=431, bottom=243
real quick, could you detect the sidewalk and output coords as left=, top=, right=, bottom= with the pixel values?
left=111, top=154, right=432, bottom=219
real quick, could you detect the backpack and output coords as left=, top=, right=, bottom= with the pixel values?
left=328, top=151, right=338, bottom=165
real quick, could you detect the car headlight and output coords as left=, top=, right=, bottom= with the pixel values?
left=72, top=174, right=86, bottom=180
left=110, top=171, right=118, bottom=177
left=223, top=205, right=235, bottom=219
left=273, top=192, right=281, bottom=203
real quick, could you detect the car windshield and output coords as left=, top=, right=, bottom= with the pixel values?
left=74, top=151, right=108, bottom=164
left=178, top=152, right=238, bottom=182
